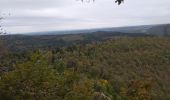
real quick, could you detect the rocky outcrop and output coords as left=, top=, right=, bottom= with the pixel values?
left=93, top=92, right=111, bottom=100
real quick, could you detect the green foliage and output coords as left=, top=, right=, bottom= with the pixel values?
left=0, top=37, right=170, bottom=100
left=121, top=79, right=152, bottom=100
left=0, top=52, right=60, bottom=100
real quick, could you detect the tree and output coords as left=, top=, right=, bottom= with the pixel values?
left=0, top=52, right=61, bottom=99
left=81, top=0, right=124, bottom=5
left=115, top=0, right=124, bottom=5
left=0, top=16, right=3, bottom=34
left=0, top=15, right=7, bottom=35
left=0, top=15, right=7, bottom=56
left=121, top=79, right=152, bottom=100
left=0, top=38, right=7, bottom=56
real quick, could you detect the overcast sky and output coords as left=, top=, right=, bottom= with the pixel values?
left=0, top=0, right=170, bottom=34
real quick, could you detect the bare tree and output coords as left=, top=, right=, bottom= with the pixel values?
left=0, top=17, right=3, bottom=34
left=0, top=16, right=7, bottom=56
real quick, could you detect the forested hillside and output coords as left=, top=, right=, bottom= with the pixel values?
left=3, top=32, right=151, bottom=52
left=0, top=37, right=170, bottom=100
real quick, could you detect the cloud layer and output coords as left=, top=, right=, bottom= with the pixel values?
left=0, top=0, right=170, bottom=33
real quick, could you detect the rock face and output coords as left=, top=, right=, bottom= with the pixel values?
left=148, top=24, right=170, bottom=36
left=93, top=92, right=111, bottom=100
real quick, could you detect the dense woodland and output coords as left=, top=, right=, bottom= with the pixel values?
left=3, top=32, right=152, bottom=52
left=0, top=36, right=170, bottom=100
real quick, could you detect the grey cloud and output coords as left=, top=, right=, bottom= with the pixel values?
left=0, top=0, right=170, bottom=33
left=0, top=0, right=74, bottom=9
left=3, top=15, right=94, bottom=27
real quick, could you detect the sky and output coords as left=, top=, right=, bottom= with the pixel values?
left=0, top=0, right=170, bottom=34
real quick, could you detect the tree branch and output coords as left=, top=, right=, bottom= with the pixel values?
left=80, top=0, right=124, bottom=5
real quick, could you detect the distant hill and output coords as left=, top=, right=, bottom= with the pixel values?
left=147, top=24, right=170, bottom=36
left=25, top=24, right=170, bottom=36
left=3, top=31, right=151, bottom=52
left=2, top=23, right=170, bottom=52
